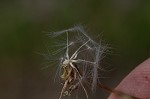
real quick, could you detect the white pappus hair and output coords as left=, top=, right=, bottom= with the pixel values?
left=49, top=25, right=108, bottom=99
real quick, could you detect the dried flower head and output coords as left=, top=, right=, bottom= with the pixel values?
left=49, top=25, right=108, bottom=99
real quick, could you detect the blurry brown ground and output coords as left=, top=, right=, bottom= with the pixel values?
left=0, top=0, right=150, bottom=99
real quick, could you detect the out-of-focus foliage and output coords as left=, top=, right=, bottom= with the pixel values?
left=0, top=0, right=149, bottom=99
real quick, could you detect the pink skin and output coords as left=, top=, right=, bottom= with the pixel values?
left=108, top=58, right=150, bottom=99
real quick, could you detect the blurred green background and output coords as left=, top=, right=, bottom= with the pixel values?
left=0, top=0, right=150, bottom=99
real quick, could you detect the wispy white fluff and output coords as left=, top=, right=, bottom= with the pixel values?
left=49, top=25, right=108, bottom=99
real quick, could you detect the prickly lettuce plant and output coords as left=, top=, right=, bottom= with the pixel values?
left=48, top=25, right=109, bottom=99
